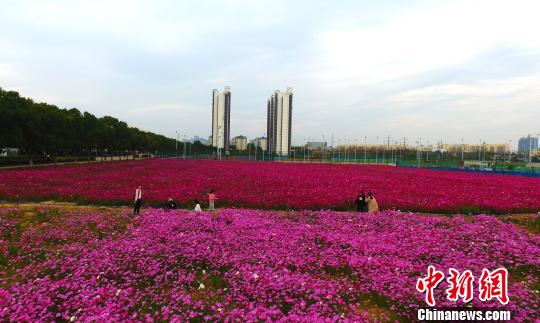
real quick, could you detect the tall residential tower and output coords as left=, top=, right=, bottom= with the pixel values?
left=211, top=86, right=231, bottom=150
left=267, top=87, right=293, bottom=156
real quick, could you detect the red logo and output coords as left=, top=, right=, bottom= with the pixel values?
left=478, top=268, right=509, bottom=305
left=446, top=268, right=474, bottom=303
left=416, top=265, right=445, bottom=306
left=417, top=267, right=509, bottom=306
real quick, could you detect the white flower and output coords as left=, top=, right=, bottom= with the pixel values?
left=69, top=316, right=76, bottom=322
left=198, top=283, right=205, bottom=290
left=116, top=289, right=121, bottom=296
left=253, top=273, right=259, bottom=279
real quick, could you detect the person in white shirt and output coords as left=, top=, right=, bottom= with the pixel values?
left=133, top=186, right=142, bottom=215
left=194, top=199, right=202, bottom=212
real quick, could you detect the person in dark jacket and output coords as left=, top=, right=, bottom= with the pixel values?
left=355, top=191, right=368, bottom=212
left=165, top=197, right=177, bottom=211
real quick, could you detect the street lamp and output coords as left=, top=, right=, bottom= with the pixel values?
left=478, top=139, right=482, bottom=170
left=354, top=138, right=358, bottom=164
left=376, top=136, right=379, bottom=164
left=364, top=136, right=367, bottom=164
left=175, top=130, right=179, bottom=159
left=183, top=135, right=187, bottom=159
left=461, top=138, right=464, bottom=162
left=321, top=135, right=325, bottom=163
left=304, top=139, right=307, bottom=162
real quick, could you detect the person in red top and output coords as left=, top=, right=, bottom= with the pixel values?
left=207, top=190, right=217, bottom=210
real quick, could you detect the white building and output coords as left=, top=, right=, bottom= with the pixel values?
left=267, top=88, right=293, bottom=156
left=250, top=137, right=267, bottom=151
left=211, top=87, right=231, bottom=150
left=231, top=135, right=248, bottom=150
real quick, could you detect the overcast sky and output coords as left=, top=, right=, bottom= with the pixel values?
left=1, top=0, right=539, bottom=147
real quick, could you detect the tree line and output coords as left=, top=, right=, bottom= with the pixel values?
left=0, top=87, right=204, bottom=162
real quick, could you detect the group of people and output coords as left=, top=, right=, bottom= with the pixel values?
left=354, top=191, right=379, bottom=213
left=133, top=186, right=218, bottom=215
left=134, top=186, right=378, bottom=215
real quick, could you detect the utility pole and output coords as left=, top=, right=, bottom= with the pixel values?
left=331, top=133, right=334, bottom=163
left=183, top=135, right=187, bottom=159
left=175, top=130, right=179, bottom=159
left=478, top=139, right=482, bottom=170
left=376, top=136, right=379, bottom=164
left=364, top=136, right=367, bottom=164
left=354, top=138, right=357, bottom=164
left=461, top=138, right=464, bottom=162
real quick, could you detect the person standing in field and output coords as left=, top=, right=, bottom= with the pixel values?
left=355, top=191, right=368, bottom=212
left=366, top=192, right=379, bottom=214
left=133, top=186, right=142, bottom=215
left=207, top=190, right=217, bottom=211
left=194, top=199, right=202, bottom=212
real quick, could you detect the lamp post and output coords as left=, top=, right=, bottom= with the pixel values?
left=376, top=136, right=379, bottom=164
left=183, top=135, right=187, bottom=159
left=175, top=130, right=179, bottom=159
left=321, top=135, right=325, bottom=163
left=461, top=138, right=464, bottom=162
left=337, top=139, right=341, bottom=163
left=354, top=138, right=358, bottom=164
left=304, top=139, right=307, bottom=162
left=364, top=136, right=367, bottom=164
left=478, top=139, right=482, bottom=170
left=426, top=140, right=430, bottom=162
left=508, top=139, right=511, bottom=163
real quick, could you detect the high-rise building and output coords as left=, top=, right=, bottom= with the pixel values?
left=267, top=87, right=293, bottom=156
left=231, top=135, right=248, bottom=150
left=211, top=87, right=231, bottom=150
left=518, top=135, right=538, bottom=154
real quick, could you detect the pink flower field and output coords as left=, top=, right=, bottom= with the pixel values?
left=1, top=159, right=539, bottom=213
left=0, top=206, right=538, bottom=321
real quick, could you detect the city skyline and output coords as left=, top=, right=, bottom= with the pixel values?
left=1, top=1, right=540, bottom=147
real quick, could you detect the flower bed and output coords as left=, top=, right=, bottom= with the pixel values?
left=0, top=159, right=539, bottom=213
left=0, top=206, right=538, bottom=321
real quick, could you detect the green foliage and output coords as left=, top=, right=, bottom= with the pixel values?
left=0, top=88, right=180, bottom=157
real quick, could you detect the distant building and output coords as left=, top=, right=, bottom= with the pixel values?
left=267, top=88, right=293, bottom=156
left=518, top=135, right=538, bottom=154
left=211, top=87, right=231, bottom=150
left=442, top=143, right=509, bottom=154
left=192, top=135, right=208, bottom=145
left=306, top=141, right=327, bottom=150
left=231, top=135, right=248, bottom=151
left=250, top=137, right=267, bottom=151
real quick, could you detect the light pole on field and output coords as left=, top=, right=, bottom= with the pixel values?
left=354, top=138, right=358, bottom=164
left=183, top=135, right=187, bottom=159
left=461, top=138, right=464, bottom=162
left=478, top=139, right=482, bottom=170
left=376, top=136, right=379, bottom=164
left=364, top=136, right=367, bottom=164
left=175, top=130, right=179, bottom=159
left=508, top=139, right=511, bottom=163
left=304, top=139, right=307, bottom=162
left=337, top=139, right=341, bottom=163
